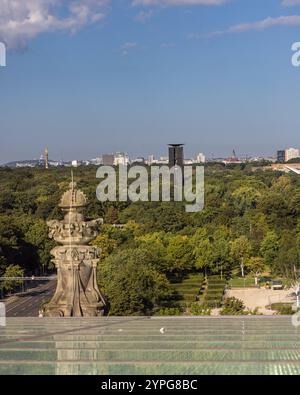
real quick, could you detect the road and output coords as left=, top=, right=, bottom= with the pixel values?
left=2, top=279, right=57, bottom=317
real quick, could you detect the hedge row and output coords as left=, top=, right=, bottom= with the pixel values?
left=202, top=276, right=226, bottom=308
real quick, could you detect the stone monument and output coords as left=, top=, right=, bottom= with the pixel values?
left=43, top=181, right=107, bottom=317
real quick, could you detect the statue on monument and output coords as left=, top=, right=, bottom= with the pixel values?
left=43, top=180, right=107, bottom=317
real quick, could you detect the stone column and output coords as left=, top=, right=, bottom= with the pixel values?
left=43, top=182, right=107, bottom=317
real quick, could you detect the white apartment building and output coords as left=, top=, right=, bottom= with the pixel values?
left=113, top=152, right=130, bottom=166
left=285, top=148, right=300, bottom=162
left=71, top=160, right=79, bottom=167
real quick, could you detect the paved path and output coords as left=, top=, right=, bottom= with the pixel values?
left=1, top=280, right=56, bottom=317
left=226, top=288, right=295, bottom=315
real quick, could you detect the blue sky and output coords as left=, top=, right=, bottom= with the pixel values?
left=1, top=0, right=300, bottom=163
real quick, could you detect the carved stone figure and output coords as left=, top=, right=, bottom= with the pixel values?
left=43, top=181, right=107, bottom=317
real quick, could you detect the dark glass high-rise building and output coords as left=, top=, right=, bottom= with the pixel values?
left=168, top=144, right=184, bottom=167
left=277, top=150, right=285, bottom=163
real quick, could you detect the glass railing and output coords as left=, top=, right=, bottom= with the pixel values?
left=0, top=317, right=299, bottom=375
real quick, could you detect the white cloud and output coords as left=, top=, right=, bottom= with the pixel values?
left=132, top=0, right=228, bottom=6
left=0, top=0, right=110, bottom=49
left=228, top=15, right=300, bottom=33
left=201, top=14, right=300, bottom=37
left=282, top=0, right=300, bottom=6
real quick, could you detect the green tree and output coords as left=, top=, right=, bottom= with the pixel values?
left=245, top=256, right=265, bottom=285
left=192, top=229, right=214, bottom=275
left=98, top=248, right=172, bottom=315
left=166, top=235, right=194, bottom=274
left=271, top=175, right=292, bottom=194
left=230, top=236, right=252, bottom=277
left=211, top=226, right=231, bottom=277
left=24, top=219, right=55, bottom=273
left=260, top=231, right=279, bottom=267
left=92, top=234, right=118, bottom=260
left=134, top=232, right=170, bottom=273
left=231, top=186, right=261, bottom=215
left=192, top=227, right=231, bottom=277
left=2, top=264, right=24, bottom=293
left=273, top=231, right=300, bottom=278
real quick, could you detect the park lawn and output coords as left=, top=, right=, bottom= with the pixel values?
left=229, top=277, right=256, bottom=288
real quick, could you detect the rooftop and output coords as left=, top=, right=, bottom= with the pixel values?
left=0, top=316, right=300, bottom=375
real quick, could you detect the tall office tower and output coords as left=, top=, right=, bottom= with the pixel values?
left=168, top=144, right=184, bottom=167
left=285, top=147, right=300, bottom=162
left=45, top=147, right=49, bottom=169
left=277, top=150, right=285, bottom=163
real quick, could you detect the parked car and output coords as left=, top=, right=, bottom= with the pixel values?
left=271, top=280, right=283, bottom=290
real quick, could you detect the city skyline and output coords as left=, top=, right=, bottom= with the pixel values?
left=5, top=144, right=300, bottom=168
left=1, top=143, right=300, bottom=166
left=1, top=0, right=300, bottom=163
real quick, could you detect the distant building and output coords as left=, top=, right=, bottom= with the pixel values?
left=16, top=162, right=35, bottom=168
left=168, top=144, right=184, bottom=167
left=222, top=150, right=242, bottom=165
left=196, top=153, right=206, bottom=163
left=102, top=154, right=114, bottom=166
left=226, top=149, right=240, bottom=163
left=90, top=157, right=102, bottom=165
left=277, top=150, right=286, bottom=163
left=39, top=154, right=45, bottom=167
left=285, top=147, right=300, bottom=162
left=71, top=160, right=80, bottom=167
left=113, top=152, right=130, bottom=166
left=276, top=148, right=300, bottom=163
left=249, top=156, right=275, bottom=163
left=157, top=156, right=169, bottom=165
left=184, top=159, right=194, bottom=165
left=147, top=155, right=155, bottom=165
left=49, top=160, right=60, bottom=167
left=132, top=157, right=145, bottom=164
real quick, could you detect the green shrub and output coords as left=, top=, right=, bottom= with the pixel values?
left=156, top=307, right=182, bottom=316
left=247, top=307, right=262, bottom=315
left=270, top=303, right=292, bottom=310
left=274, top=305, right=294, bottom=315
left=190, top=303, right=211, bottom=316
left=203, top=300, right=222, bottom=308
left=220, top=297, right=247, bottom=315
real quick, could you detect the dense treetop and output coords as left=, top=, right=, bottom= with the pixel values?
left=1, top=164, right=300, bottom=313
